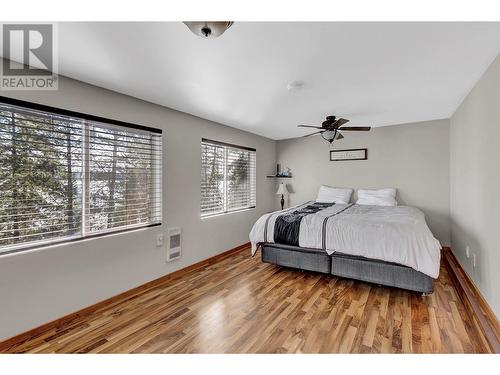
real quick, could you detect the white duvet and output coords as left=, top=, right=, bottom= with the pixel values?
left=249, top=202, right=441, bottom=278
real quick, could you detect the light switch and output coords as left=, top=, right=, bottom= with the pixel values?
left=156, top=233, right=164, bottom=247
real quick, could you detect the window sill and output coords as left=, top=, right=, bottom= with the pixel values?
left=0, top=222, right=161, bottom=258
left=200, top=207, right=256, bottom=219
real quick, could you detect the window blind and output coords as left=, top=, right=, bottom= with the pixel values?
left=0, top=98, right=162, bottom=254
left=200, top=139, right=256, bottom=217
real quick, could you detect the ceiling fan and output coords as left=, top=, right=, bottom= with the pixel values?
left=298, top=116, right=371, bottom=144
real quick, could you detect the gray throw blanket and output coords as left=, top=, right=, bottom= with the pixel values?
left=273, top=202, right=335, bottom=246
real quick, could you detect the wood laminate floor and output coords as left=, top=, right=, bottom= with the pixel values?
left=2, top=247, right=485, bottom=353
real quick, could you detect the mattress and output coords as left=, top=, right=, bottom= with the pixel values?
left=250, top=202, right=442, bottom=278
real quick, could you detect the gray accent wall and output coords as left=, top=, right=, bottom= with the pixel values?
left=276, top=120, right=451, bottom=245
left=450, top=53, right=500, bottom=318
left=0, top=73, right=277, bottom=340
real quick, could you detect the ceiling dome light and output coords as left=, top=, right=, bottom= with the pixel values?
left=287, top=80, right=305, bottom=91
left=183, top=22, right=234, bottom=38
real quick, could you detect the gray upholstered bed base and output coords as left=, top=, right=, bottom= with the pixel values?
left=261, top=243, right=434, bottom=294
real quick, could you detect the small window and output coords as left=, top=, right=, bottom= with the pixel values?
left=0, top=98, right=162, bottom=255
left=200, top=138, right=256, bottom=217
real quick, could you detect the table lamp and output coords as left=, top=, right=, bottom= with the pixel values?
left=276, top=183, right=289, bottom=210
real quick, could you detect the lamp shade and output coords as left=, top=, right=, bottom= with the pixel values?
left=276, top=183, right=289, bottom=195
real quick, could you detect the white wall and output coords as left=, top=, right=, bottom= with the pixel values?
left=276, top=120, right=451, bottom=244
left=0, top=74, right=277, bottom=340
left=450, top=54, right=500, bottom=319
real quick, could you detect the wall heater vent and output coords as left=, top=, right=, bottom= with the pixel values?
left=166, top=227, right=181, bottom=262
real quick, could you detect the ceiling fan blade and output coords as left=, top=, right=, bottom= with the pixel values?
left=301, top=131, right=323, bottom=137
left=333, top=118, right=350, bottom=128
left=298, top=125, right=323, bottom=129
left=338, top=126, right=371, bottom=131
left=335, top=132, right=344, bottom=140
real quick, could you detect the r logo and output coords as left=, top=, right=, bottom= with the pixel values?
left=2, top=24, right=53, bottom=76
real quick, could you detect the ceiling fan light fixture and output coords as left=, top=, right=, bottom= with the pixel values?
left=321, top=130, right=337, bottom=144
left=183, top=21, right=234, bottom=38
left=298, top=115, right=370, bottom=144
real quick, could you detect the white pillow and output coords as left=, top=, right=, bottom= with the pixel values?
left=316, top=186, right=353, bottom=204
left=356, top=188, right=397, bottom=206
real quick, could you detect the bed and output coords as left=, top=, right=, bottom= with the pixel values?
left=249, top=201, right=441, bottom=293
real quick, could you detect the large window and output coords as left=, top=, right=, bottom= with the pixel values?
left=0, top=98, right=162, bottom=255
left=200, top=138, right=256, bottom=217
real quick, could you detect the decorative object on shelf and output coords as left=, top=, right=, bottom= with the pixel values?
left=330, top=148, right=368, bottom=161
left=276, top=183, right=289, bottom=210
left=267, top=164, right=292, bottom=178
left=298, top=115, right=371, bottom=145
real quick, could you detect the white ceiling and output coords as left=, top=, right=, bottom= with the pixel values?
left=21, top=23, right=500, bottom=139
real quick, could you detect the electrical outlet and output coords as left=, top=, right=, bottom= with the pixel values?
left=473, top=253, right=476, bottom=268
left=466, top=246, right=470, bottom=258
left=156, top=233, right=164, bottom=247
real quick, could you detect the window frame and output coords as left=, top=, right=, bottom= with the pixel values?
left=0, top=96, right=162, bottom=256
left=200, top=138, right=256, bottom=218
